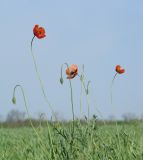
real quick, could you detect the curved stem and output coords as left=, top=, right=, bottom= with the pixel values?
left=110, top=73, right=121, bottom=151
left=13, top=85, right=39, bottom=134
left=31, top=36, right=35, bottom=52
left=61, top=63, right=75, bottom=122
left=13, top=85, right=32, bottom=122
left=80, top=76, right=90, bottom=120
left=111, top=73, right=118, bottom=86
left=41, top=113, right=56, bottom=159
left=30, top=37, right=56, bottom=120
left=80, top=80, right=83, bottom=119
left=60, top=63, right=75, bottom=145
left=90, top=85, right=107, bottom=126
left=12, top=85, right=48, bottom=155
left=110, top=73, right=118, bottom=105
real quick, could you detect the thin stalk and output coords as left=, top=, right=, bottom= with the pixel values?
left=12, top=85, right=48, bottom=156
left=80, top=79, right=83, bottom=119
left=37, top=113, right=56, bottom=159
left=80, top=77, right=90, bottom=120
left=45, top=115, right=56, bottom=159
left=30, top=36, right=56, bottom=120
left=61, top=63, right=75, bottom=123
left=68, top=77, right=75, bottom=153
left=69, top=79, right=75, bottom=123
left=60, top=63, right=75, bottom=151
left=90, top=86, right=107, bottom=126
left=110, top=73, right=121, bottom=153
left=110, top=72, right=118, bottom=105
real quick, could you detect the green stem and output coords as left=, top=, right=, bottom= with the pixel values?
left=30, top=36, right=56, bottom=120
left=110, top=73, right=121, bottom=153
left=80, top=77, right=90, bottom=120
left=60, top=63, right=75, bottom=150
left=90, top=86, right=107, bottom=126
left=69, top=79, right=75, bottom=123
left=12, top=85, right=48, bottom=155
left=13, top=85, right=35, bottom=128
left=110, top=73, right=118, bottom=109
left=43, top=114, right=56, bottom=159
left=80, top=79, right=83, bottom=119
left=61, top=63, right=75, bottom=122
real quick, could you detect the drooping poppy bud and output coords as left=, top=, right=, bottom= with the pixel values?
left=60, top=77, right=64, bottom=85
left=12, top=96, right=16, bottom=104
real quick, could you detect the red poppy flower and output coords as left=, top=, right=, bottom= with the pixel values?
left=33, top=25, right=46, bottom=39
left=66, top=64, right=78, bottom=79
left=115, top=65, right=125, bottom=74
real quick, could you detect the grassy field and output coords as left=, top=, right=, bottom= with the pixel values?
left=0, top=120, right=143, bottom=160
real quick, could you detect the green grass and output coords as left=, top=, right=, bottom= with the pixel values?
left=0, top=121, right=143, bottom=160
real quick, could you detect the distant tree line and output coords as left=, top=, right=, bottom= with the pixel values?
left=0, top=109, right=143, bottom=128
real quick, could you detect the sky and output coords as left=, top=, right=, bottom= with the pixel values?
left=0, top=0, right=143, bottom=120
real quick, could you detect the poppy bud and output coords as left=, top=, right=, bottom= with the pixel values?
left=86, top=81, right=91, bottom=95
left=80, top=75, right=84, bottom=81
left=60, top=77, right=64, bottom=85
left=12, top=96, right=16, bottom=104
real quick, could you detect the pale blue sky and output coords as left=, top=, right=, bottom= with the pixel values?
left=0, top=0, right=143, bottom=120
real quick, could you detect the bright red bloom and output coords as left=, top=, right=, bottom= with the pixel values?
left=66, top=64, right=78, bottom=79
left=115, top=65, right=125, bottom=74
left=33, top=25, right=46, bottom=39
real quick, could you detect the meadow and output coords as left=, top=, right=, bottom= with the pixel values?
left=0, top=120, right=143, bottom=160
left=1, top=25, right=142, bottom=160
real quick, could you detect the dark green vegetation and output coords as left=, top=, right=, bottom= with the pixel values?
left=0, top=120, right=143, bottom=160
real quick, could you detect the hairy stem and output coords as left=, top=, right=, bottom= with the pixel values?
left=31, top=37, right=56, bottom=120
left=110, top=72, right=118, bottom=106
left=60, top=63, right=75, bottom=151
left=80, top=77, right=90, bottom=120
left=12, top=85, right=49, bottom=156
